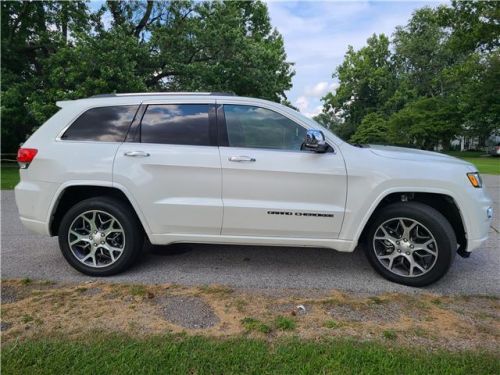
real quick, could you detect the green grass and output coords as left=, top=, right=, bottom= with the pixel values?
left=444, top=152, right=500, bottom=175
left=460, top=157, right=500, bottom=175
left=2, top=334, right=498, bottom=374
left=382, top=329, right=398, bottom=340
left=274, top=315, right=296, bottom=331
left=241, top=317, right=272, bottom=334
left=1, top=164, right=19, bottom=189
left=323, top=320, right=342, bottom=329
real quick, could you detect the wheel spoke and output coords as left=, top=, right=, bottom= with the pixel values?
left=402, top=221, right=417, bottom=239
left=409, top=258, right=426, bottom=276
left=69, top=230, right=91, bottom=246
left=81, top=253, right=97, bottom=266
left=378, top=252, right=398, bottom=269
left=413, top=239, right=436, bottom=256
left=376, top=226, right=399, bottom=244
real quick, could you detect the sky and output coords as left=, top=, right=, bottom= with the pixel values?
left=265, top=1, right=446, bottom=117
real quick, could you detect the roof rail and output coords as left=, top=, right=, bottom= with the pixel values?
left=90, top=92, right=236, bottom=98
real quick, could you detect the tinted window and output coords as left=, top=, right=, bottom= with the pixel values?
left=62, top=105, right=138, bottom=142
left=224, top=105, right=306, bottom=151
left=140, top=104, right=210, bottom=146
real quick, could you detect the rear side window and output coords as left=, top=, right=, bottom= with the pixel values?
left=61, top=105, right=138, bottom=142
left=140, top=104, right=210, bottom=146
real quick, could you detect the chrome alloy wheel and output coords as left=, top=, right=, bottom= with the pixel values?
left=372, top=217, right=438, bottom=278
left=68, top=210, right=125, bottom=268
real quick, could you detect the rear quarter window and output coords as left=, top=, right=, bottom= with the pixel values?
left=61, top=105, right=139, bottom=142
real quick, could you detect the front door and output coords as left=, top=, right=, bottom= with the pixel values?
left=218, top=103, right=347, bottom=239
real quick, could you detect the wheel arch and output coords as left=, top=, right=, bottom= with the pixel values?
left=355, top=190, right=467, bottom=255
left=48, top=182, right=152, bottom=237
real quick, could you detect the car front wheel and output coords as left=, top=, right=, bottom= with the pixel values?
left=363, top=201, right=457, bottom=287
left=58, top=197, right=143, bottom=276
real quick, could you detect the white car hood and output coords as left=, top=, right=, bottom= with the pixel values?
left=368, top=145, right=471, bottom=166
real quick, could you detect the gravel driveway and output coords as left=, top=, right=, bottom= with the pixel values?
left=1, top=175, right=499, bottom=295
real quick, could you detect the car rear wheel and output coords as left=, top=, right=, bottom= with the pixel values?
left=58, top=197, right=143, bottom=276
left=363, top=201, right=456, bottom=287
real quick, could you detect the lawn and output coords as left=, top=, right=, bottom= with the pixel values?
left=1, top=164, right=19, bottom=189
left=2, top=335, right=498, bottom=375
left=445, top=151, right=500, bottom=175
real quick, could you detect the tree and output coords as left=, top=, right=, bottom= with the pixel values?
left=27, top=28, right=153, bottom=124
left=147, top=1, right=293, bottom=101
left=388, top=97, right=460, bottom=150
left=1, top=1, right=91, bottom=151
left=322, top=34, right=397, bottom=140
left=350, top=113, right=390, bottom=145
left=392, top=6, right=452, bottom=98
left=319, top=1, right=499, bottom=149
left=1, top=0, right=294, bottom=152
left=313, top=112, right=343, bottom=134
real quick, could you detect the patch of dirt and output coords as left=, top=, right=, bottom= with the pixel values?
left=270, top=303, right=312, bottom=316
left=1, top=285, right=19, bottom=304
left=159, top=296, right=219, bottom=329
left=327, top=302, right=402, bottom=323
left=78, top=287, right=102, bottom=297
left=1, top=279, right=498, bottom=353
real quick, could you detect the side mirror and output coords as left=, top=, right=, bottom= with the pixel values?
left=303, top=129, right=328, bottom=153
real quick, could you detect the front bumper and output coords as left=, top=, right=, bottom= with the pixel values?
left=463, top=196, right=493, bottom=253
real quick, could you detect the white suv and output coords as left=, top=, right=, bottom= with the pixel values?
left=15, top=93, right=493, bottom=286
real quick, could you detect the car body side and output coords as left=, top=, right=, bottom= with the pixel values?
left=15, top=95, right=492, bottom=254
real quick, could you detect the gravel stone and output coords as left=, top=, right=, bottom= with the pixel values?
left=160, top=296, right=219, bottom=329
left=1, top=285, right=19, bottom=304
left=80, top=287, right=102, bottom=296
left=1, top=321, right=12, bottom=331
left=328, top=302, right=403, bottom=323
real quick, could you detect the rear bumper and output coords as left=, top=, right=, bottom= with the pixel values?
left=15, top=180, right=58, bottom=236
left=19, top=217, right=49, bottom=235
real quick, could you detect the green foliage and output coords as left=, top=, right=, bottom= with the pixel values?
left=273, top=316, right=296, bottom=331
left=241, top=317, right=271, bottom=334
left=322, top=1, right=500, bottom=149
left=323, top=320, right=342, bottom=329
left=350, top=113, right=390, bottom=145
left=388, top=97, right=460, bottom=149
left=382, top=329, right=398, bottom=340
left=3, top=334, right=500, bottom=374
left=1, top=0, right=294, bottom=152
left=323, top=34, right=396, bottom=140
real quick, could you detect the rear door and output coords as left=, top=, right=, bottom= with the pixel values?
left=113, top=99, right=223, bottom=236
left=218, top=102, right=347, bottom=239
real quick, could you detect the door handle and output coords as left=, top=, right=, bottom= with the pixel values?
left=124, top=151, right=150, bottom=157
left=228, top=156, right=256, bottom=162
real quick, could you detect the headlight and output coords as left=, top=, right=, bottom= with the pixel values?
left=467, top=172, right=482, bottom=188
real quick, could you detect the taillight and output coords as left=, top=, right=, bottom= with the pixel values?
left=17, top=148, right=38, bottom=169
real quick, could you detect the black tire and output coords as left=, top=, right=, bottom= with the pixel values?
left=363, top=201, right=456, bottom=287
left=58, top=196, right=144, bottom=276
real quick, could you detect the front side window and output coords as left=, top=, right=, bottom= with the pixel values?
left=61, top=105, right=138, bottom=142
left=224, top=105, right=306, bottom=151
left=140, top=104, right=210, bottom=146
